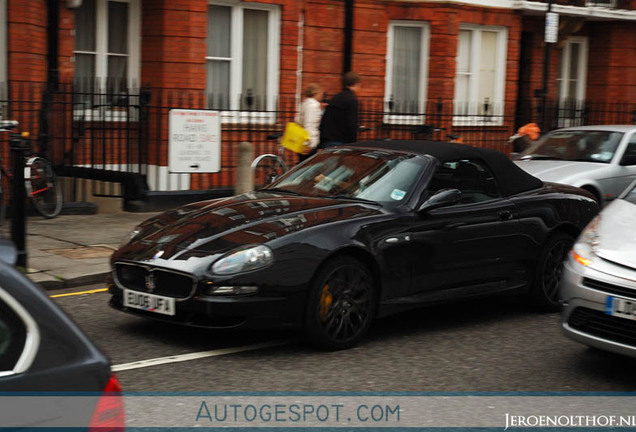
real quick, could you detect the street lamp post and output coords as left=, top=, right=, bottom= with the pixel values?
left=540, top=0, right=557, bottom=132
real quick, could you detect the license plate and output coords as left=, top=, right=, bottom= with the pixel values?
left=606, top=296, right=636, bottom=321
left=123, top=289, right=175, bottom=316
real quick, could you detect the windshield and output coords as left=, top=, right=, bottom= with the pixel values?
left=520, top=130, right=624, bottom=163
left=265, top=148, right=427, bottom=206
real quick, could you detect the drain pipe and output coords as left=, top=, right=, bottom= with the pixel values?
left=343, top=0, right=353, bottom=73
left=46, top=0, right=59, bottom=90
left=295, top=7, right=305, bottom=108
left=40, top=0, right=60, bottom=160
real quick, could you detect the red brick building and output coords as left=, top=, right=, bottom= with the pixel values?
left=1, top=0, right=635, bottom=199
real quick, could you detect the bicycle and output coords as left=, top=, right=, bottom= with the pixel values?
left=250, top=131, right=290, bottom=190
left=0, top=120, right=63, bottom=220
left=250, top=125, right=373, bottom=190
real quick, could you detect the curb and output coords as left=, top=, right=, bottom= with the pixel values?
left=34, top=271, right=110, bottom=291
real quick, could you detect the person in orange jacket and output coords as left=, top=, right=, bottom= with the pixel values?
left=510, top=123, right=541, bottom=154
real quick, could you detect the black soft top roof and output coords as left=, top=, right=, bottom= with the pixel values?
left=349, top=140, right=544, bottom=197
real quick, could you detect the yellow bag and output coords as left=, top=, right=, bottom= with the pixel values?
left=280, top=122, right=310, bottom=154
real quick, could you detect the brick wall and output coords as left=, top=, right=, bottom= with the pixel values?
left=301, top=1, right=522, bottom=115
left=7, top=0, right=48, bottom=84
left=141, top=0, right=207, bottom=91
left=587, top=21, right=636, bottom=103
left=522, top=16, right=636, bottom=106
left=4, top=0, right=636, bottom=194
left=6, top=0, right=636, bottom=108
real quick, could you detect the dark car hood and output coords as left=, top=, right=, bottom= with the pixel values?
left=116, top=192, right=381, bottom=262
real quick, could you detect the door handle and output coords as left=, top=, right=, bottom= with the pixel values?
left=498, top=210, right=513, bottom=221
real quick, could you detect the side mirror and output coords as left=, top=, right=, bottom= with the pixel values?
left=418, top=189, right=462, bottom=213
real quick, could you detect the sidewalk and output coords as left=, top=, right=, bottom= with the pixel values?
left=3, top=212, right=158, bottom=290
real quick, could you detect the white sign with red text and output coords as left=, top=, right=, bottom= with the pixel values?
left=169, top=109, right=221, bottom=173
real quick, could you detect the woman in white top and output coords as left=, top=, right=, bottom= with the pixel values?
left=296, top=83, right=323, bottom=162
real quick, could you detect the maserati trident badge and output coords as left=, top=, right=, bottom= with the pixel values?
left=145, top=273, right=157, bottom=293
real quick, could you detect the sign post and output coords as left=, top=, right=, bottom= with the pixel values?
left=169, top=110, right=221, bottom=174
left=540, top=0, right=557, bottom=132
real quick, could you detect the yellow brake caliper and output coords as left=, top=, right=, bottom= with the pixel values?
left=319, top=284, right=333, bottom=322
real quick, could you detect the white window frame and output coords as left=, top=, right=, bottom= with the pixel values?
left=384, top=21, right=430, bottom=125
left=557, top=36, right=588, bottom=102
left=586, top=0, right=617, bottom=7
left=556, top=36, right=588, bottom=128
left=207, top=1, right=280, bottom=124
left=73, top=0, right=141, bottom=121
left=453, top=24, right=507, bottom=126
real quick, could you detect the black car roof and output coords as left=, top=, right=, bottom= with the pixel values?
left=348, top=140, right=544, bottom=197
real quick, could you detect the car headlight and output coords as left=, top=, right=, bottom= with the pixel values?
left=571, top=215, right=601, bottom=267
left=211, top=245, right=273, bottom=275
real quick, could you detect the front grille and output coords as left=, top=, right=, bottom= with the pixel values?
left=582, top=278, right=636, bottom=300
left=114, top=263, right=197, bottom=299
left=568, top=307, right=636, bottom=347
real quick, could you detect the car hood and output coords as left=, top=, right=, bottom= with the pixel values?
left=514, top=160, right=608, bottom=184
left=595, top=198, right=636, bottom=269
left=116, top=192, right=381, bottom=260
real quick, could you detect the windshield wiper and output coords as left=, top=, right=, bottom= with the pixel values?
left=263, top=188, right=302, bottom=195
left=328, top=194, right=379, bottom=204
left=520, top=154, right=564, bottom=161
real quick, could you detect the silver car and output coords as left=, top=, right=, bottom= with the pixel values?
left=515, top=125, right=636, bottom=205
left=561, top=179, right=636, bottom=358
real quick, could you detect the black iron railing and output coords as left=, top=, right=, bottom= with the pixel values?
left=1, top=81, right=634, bottom=195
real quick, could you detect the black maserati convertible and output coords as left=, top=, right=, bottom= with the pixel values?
left=109, top=141, right=598, bottom=349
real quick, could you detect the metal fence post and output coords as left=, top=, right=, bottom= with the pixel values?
left=10, top=133, right=29, bottom=268
left=235, top=141, right=254, bottom=195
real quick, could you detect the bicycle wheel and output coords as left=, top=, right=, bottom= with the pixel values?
left=251, top=154, right=288, bottom=190
left=25, top=157, right=63, bottom=218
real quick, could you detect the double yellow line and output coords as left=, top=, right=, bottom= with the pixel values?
left=49, top=288, right=108, bottom=298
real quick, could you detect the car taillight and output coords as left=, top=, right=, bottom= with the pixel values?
left=88, top=373, right=125, bottom=432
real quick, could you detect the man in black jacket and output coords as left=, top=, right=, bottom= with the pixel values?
left=319, top=72, right=361, bottom=148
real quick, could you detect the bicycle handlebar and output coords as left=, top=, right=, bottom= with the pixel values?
left=411, top=124, right=446, bottom=135
left=266, top=132, right=284, bottom=140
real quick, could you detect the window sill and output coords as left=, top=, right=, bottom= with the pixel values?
left=382, top=114, right=427, bottom=125
left=452, top=116, right=504, bottom=127
left=219, top=110, right=277, bottom=125
left=73, top=108, right=139, bottom=122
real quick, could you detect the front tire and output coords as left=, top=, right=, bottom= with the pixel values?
left=304, top=257, right=376, bottom=350
left=531, top=232, right=574, bottom=311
